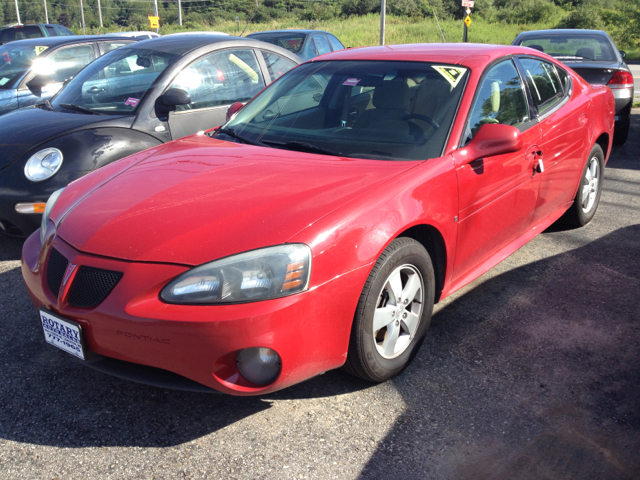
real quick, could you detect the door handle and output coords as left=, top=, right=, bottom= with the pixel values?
left=534, top=150, right=544, bottom=173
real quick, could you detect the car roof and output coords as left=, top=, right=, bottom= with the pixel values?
left=247, top=30, right=331, bottom=36
left=308, top=43, right=536, bottom=66
left=123, top=33, right=258, bottom=55
left=515, top=29, right=608, bottom=37
left=1, top=35, right=134, bottom=47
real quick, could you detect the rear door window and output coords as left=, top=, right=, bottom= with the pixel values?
left=260, top=50, right=297, bottom=82
left=312, top=35, right=331, bottom=56
left=518, top=58, right=564, bottom=116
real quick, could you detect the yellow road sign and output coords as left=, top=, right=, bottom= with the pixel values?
left=464, top=15, right=471, bottom=27
left=148, top=16, right=159, bottom=29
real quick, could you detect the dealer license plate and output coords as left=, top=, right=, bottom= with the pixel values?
left=39, top=309, right=86, bottom=360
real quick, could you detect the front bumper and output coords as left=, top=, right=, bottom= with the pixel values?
left=22, top=231, right=367, bottom=395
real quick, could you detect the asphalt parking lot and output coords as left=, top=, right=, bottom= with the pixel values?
left=1, top=111, right=639, bottom=480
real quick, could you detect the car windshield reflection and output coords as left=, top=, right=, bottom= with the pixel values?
left=222, top=60, right=468, bottom=161
left=51, top=47, right=180, bottom=115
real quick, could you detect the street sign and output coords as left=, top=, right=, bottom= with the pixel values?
left=464, top=15, right=472, bottom=27
left=462, top=0, right=474, bottom=7
left=148, top=16, right=159, bottom=29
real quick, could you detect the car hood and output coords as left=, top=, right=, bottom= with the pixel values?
left=0, top=107, right=130, bottom=170
left=56, top=135, right=418, bottom=266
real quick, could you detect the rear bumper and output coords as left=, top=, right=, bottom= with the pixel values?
left=22, top=230, right=366, bottom=395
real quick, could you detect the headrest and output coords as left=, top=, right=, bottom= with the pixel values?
left=576, top=47, right=595, bottom=60
left=373, top=81, right=410, bottom=110
left=528, top=44, right=544, bottom=52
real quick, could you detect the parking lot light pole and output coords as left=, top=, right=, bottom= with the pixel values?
left=43, top=0, right=48, bottom=23
left=380, top=0, right=386, bottom=45
left=178, top=0, right=182, bottom=26
left=97, top=0, right=103, bottom=29
left=79, top=0, right=86, bottom=34
left=14, top=0, right=21, bottom=24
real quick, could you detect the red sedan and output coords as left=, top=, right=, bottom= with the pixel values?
left=22, top=44, right=614, bottom=395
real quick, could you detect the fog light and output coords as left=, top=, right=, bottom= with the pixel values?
left=236, top=347, right=282, bottom=385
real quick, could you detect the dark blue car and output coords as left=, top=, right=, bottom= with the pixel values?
left=247, top=29, right=344, bottom=61
left=0, top=36, right=136, bottom=116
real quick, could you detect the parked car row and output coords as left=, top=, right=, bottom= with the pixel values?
left=0, top=25, right=628, bottom=395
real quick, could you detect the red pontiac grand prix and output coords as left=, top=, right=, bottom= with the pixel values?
left=22, top=43, right=615, bottom=395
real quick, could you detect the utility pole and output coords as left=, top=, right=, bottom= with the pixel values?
left=14, top=0, right=21, bottom=24
left=380, top=0, right=386, bottom=45
left=43, top=0, right=49, bottom=23
left=178, top=0, right=182, bottom=26
left=153, top=0, right=159, bottom=33
left=97, top=0, right=103, bottom=29
left=79, top=0, right=86, bottom=35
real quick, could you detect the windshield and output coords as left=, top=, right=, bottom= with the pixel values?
left=520, top=35, right=616, bottom=62
left=249, top=33, right=306, bottom=54
left=221, top=60, right=468, bottom=161
left=0, top=44, right=48, bottom=89
left=51, top=47, right=180, bottom=115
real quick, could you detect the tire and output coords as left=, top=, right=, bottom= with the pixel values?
left=343, top=237, right=435, bottom=382
left=613, top=120, right=629, bottom=146
left=563, top=144, right=605, bottom=227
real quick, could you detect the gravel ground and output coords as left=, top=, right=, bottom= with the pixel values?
left=1, top=111, right=639, bottom=480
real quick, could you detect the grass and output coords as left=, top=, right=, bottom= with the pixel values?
left=155, top=14, right=556, bottom=47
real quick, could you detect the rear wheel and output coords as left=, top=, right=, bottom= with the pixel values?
left=344, top=238, right=435, bottom=382
left=563, top=144, right=604, bottom=227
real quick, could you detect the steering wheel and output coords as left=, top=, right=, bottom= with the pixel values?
left=400, top=114, right=439, bottom=130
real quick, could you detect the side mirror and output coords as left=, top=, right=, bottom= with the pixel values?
left=159, top=88, right=191, bottom=108
left=619, top=50, right=626, bottom=59
left=460, top=123, right=522, bottom=164
left=26, top=74, right=55, bottom=96
left=226, top=102, right=244, bottom=121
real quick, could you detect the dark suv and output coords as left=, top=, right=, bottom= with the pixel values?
left=0, top=24, right=74, bottom=45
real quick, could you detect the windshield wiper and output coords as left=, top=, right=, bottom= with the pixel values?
left=264, top=140, right=342, bottom=157
left=59, top=103, right=105, bottom=115
left=211, top=127, right=267, bottom=147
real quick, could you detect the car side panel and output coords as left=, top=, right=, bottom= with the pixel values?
left=530, top=77, right=592, bottom=226
left=290, top=156, right=458, bottom=305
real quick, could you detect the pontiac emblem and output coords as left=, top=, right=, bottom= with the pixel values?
left=62, top=263, right=77, bottom=287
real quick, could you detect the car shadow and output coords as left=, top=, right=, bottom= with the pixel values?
left=0, top=234, right=24, bottom=262
left=359, top=224, right=640, bottom=479
left=0, top=259, right=372, bottom=449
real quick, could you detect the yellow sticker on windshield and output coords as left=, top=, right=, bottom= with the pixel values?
left=35, top=46, right=48, bottom=56
left=432, top=66, right=467, bottom=89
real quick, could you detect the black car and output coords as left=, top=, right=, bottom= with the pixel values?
left=0, top=34, right=301, bottom=237
left=0, top=23, right=74, bottom=45
left=513, top=29, right=634, bottom=145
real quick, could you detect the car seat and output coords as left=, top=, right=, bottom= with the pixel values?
left=576, top=47, right=595, bottom=60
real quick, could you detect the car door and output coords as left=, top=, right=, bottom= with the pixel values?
left=453, top=58, right=542, bottom=282
left=516, top=57, right=590, bottom=226
left=166, top=48, right=267, bottom=139
left=17, top=43, right=97, bottom=108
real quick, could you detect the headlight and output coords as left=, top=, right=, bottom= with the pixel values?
left=40, top=187, right=65, bottom=244
left=24, top=148, right=63, bottom=182
left=161, top=244, right=312, bottom=305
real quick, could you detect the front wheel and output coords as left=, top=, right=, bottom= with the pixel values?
left=563, top=143, right=605, bottom=227
left=344, top=238, right=435, bottom=382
